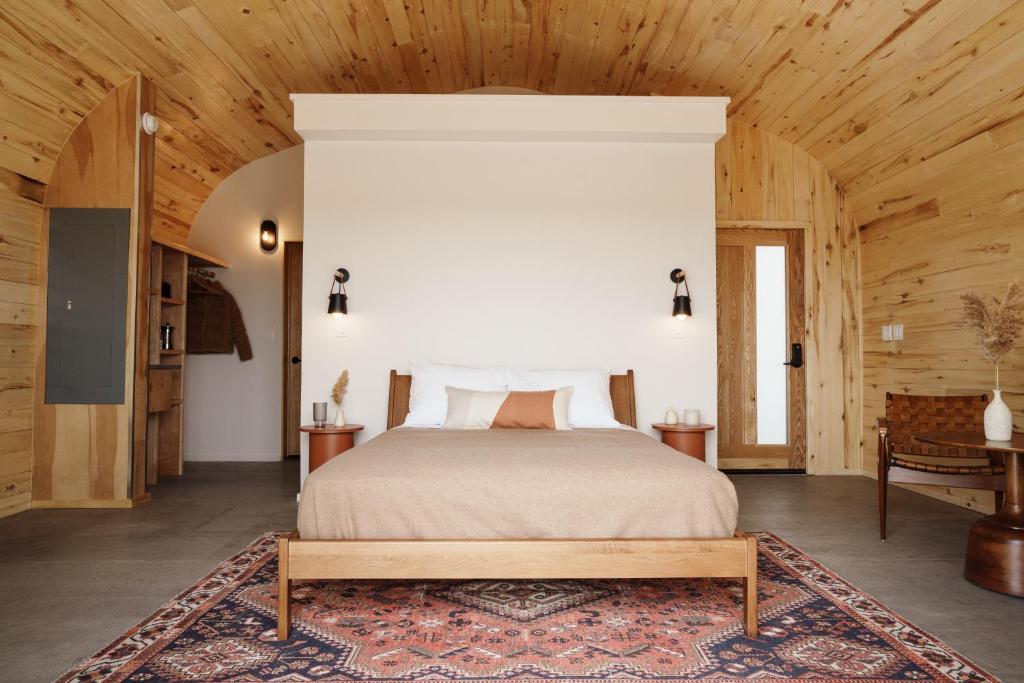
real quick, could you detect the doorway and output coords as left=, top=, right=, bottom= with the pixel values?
left=716, top=228, right=805, bottom=471
left=283, top=241, right=302, bottom=458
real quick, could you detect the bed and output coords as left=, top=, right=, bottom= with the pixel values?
left=279, top=370, right=757, bottom=638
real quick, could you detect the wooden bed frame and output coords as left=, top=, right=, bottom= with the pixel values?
left=279, top=370, right=757, bottom=639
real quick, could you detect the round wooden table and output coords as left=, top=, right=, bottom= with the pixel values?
left=300, top=424, right=364, bottom=472
left=652, top=423, right=715, bottom=461
left=913, top=431, right=1024, bottom=597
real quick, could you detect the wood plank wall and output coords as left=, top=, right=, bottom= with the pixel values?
left=716, top=120, right=863, bottom=474
left=852, top=99, right=1024, bottom=514
left=0, top=160, right=42, bottom=519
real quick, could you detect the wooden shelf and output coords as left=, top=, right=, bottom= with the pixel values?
left=153, top=236, right=230, bottom=269
left=147, top=238, right=219, bottom=489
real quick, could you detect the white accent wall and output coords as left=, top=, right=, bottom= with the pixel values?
left=296, top=95, right=726, bottom=483
left=184, top=146, right=303, bottom=461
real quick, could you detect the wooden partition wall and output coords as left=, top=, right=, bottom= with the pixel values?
left=31, top=76, right=155, bottom=508
left=715, top=120, right=863, bottom=475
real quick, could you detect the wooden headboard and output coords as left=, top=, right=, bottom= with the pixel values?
left=386, top=369, right=636, bottom=429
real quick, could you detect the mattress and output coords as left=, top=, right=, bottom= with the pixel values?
left=297, top=427, right=738, bottom=540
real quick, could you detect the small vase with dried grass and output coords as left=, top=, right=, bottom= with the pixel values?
left=331, top=370, right=349, bottom=427
left=960, top=281, right=1024, bottom=441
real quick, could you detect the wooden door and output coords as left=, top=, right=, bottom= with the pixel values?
left=717, top=228, right=805, bottom=470
left=283, top=242, right=303, bottom=458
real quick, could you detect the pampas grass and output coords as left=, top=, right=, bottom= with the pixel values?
left=331, top=369, right=349, bottom=407
left=960, top=281, right=1024, bottom=389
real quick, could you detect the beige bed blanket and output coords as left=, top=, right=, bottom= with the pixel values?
left=298, top=428, right=737, bottom=539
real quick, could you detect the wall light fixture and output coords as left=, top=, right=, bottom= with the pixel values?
left=328, top=268, right=350, bottom=317
left=259, top=219, right=278, bottom=253
left=670, top=268, right=692, bottom=318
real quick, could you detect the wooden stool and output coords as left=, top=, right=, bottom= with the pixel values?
left=652, top=423, right=715, bottom=461
left=300, top=424, right=364, bottom=472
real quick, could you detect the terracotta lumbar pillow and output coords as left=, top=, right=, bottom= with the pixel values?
left=443, top=386, right=572, bottom=430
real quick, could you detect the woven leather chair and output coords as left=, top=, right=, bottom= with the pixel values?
left=877, top=392, right=1006, bottom=539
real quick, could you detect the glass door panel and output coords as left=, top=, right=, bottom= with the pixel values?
left=754, top=246, right=787, bottom=445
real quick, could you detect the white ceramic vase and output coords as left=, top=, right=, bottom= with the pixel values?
left=984, top=389, right=1012, bottom=441
left=334, top=406, right=346, bottom=427
left=665, top=408, right=678, bottom=425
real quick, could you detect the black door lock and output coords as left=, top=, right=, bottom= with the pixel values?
left=783, top=343, right=803, bottom=369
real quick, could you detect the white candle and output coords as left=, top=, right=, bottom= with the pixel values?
left=683, top=409, right=701, bottom=426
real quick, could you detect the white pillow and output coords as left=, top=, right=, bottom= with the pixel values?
left=403, top=362, right=508, bottom=427
left=507, top=368, right=619, bottom=428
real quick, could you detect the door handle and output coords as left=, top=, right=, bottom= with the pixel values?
left=783, top=343, right=803, bottom=369
left=291, top=356, right=301, bottom=364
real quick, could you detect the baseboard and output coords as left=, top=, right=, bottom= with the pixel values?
left=183, top=453, right=283, bottom=462
left=32, top=493, right=151, bottom=509
left=721, top=468, right=805, bottom=475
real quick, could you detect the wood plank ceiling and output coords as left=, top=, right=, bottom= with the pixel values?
left=2, top=0, right=1021, bottom=241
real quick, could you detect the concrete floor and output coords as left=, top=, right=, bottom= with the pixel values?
left=0, top=463, right=1020, bottom=682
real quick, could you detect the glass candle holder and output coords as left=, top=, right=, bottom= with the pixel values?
left=313, top=402, right=328, bottom=428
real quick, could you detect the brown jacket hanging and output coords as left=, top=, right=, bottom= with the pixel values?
left=186, top=278, right=253, bottom=361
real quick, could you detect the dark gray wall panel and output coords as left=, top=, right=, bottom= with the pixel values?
left=46, top=208, right=130, bottom=404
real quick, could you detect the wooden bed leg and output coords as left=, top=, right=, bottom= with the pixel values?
left=277, top=534, right=291, bottom=640
left=743, top=535, right=758, bottom=638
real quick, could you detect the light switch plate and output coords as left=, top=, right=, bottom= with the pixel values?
left=893, top=323, right=904, bottom=341
left=882, top=324, right=893, bottom=341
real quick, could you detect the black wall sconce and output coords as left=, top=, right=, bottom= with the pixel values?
left=259, top=219, right=278, bottom=253
left=328, top=268, right=350, bottom=317
left=670, top=268, right=692, bottom=318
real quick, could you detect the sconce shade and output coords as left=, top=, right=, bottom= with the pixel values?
left=328, top=292, right=348, bottom=317
left=670, top=268, right=692, bottom=318
left=673, top=294, right=692, bottom=318
left=328, top=267, right=350, bottom=317
left=259, top=219, right=278, bottom=253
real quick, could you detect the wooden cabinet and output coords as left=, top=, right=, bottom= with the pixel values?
left=147, top=368, right=175, bottom=413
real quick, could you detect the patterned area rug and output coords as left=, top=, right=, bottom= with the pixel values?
left=60, top=532, right=996, bottom=682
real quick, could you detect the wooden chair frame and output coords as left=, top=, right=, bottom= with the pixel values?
left=279, top=371, right=757, bottom=639
left=877, top=392, right=1005, bottom=540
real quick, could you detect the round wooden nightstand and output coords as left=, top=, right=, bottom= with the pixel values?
left=300, top=424, right=364, bottom=472
left=652, top=423, right=715, bottom=461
